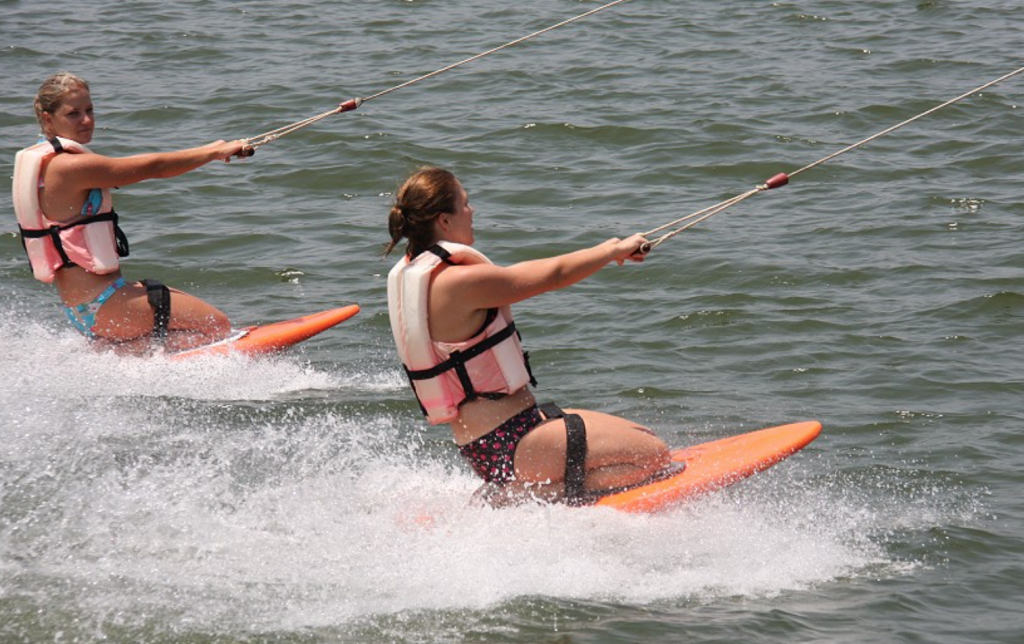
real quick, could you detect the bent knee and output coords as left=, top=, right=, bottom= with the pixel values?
left=642, top=438, right=672, bottom=472
left=199, top=310, right=231, bottom=333
left=590, top=426, right=670, bottom=473
left=167, top=297, right=231, bottom=332
left=619, top=431, right=670, bottom=469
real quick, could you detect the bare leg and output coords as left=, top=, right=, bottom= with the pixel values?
left=91, top=280, right=231, bottom=352
left=513, top=409, right=671, bottom=493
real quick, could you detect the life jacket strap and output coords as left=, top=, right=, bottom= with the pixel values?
left=18, top=224, right=73, bottom=267
left=427, top=244, right=456, bottom=265
left=405, top=320, right=519, bottom=382
left=18, top=210, right=130, bottom=269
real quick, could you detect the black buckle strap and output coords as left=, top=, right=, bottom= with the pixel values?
left=110, top=211, right=130, bottom=257
left=538, top=403, right=589, bottom=505
left=405, top=321, right=519, bottom=381
left=521, top=348, right=537, bottom=388
left=141, top=279, right=171, bottom=340
left=18, top=210, right=130, bottom=269
left=427, top=244, right=455, bottom=265
left=18, top=224, right=73, bottom=267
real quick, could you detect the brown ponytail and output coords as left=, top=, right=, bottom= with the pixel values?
left=383, top=167, right=460, bottom=259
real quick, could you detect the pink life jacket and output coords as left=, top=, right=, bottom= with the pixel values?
left=387, top=241, right=536, bottom=425
left=12, top=137, right=128, bottom=283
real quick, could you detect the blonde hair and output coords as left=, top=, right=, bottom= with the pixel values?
left=34, top=72, right=90, bottom=134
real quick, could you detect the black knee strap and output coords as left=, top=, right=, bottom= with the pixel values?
left=538, top=403, right=588, bottom=505
left=141, top=279, right=171, bottom=339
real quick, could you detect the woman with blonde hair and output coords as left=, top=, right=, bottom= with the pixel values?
left=13, top=72, right=247, bottom=352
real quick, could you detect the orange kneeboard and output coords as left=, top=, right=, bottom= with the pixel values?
left=170, top=304, right=360, bottom=360
left=593, top=420, right=822, bottom=513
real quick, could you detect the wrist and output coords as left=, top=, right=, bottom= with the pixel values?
left=602, top=238, right=622, bottom=261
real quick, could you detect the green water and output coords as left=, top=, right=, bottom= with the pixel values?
left=1, top=1, right=1023, bottom=642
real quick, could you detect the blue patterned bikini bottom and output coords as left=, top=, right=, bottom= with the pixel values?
left=64, top=277, right=127, bottom=338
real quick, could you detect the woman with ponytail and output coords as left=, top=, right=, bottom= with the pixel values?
left=384, top=167, right=670, bottom=505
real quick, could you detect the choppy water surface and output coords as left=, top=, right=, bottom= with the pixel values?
left=2, top=1, right=1023, bottom=642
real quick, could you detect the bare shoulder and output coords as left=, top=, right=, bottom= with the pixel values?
left=433, top=261, right=507, bottom=290
left=47, top=150, right=142, bottom=190
left=432, top=262, right=517, bottom=310
left=47, top=148, right=113, bottom=177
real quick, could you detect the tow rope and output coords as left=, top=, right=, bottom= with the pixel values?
left=241, top=0, right=637, bottom=154
left=640, top=63, right=1024, bottom=252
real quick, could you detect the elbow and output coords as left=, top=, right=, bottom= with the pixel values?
left=547, top=266, right=573, bottom=291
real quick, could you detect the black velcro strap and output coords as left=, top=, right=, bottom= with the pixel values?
left=451, top=357, right=478, bottom=402
left=405, top=321, right=519, bottom=380
left=427, top=244, right=455, bottom=265
left=563, top=413, right=588, bottom=505
left=402, top=367, right=430, bottom=417
left=18, top=226, right=51, bottom=239
left=108, top=211, right=130, bottom=257
left=69, top=210, right=130, bottom=258
left=18, top=224, right=73, bottom=267
left=19, top=226, right=53, bottom=239
left=18, top=210, right=129, bottom=263
left=521, top=350, right=538, bottom=387
left=58, top=210, right=122, bottom=234
left=538, top=402, right=564, bottom=419
left=49, top=137, right=64, bottom=153
left=141, top=279, right=171, bottom=339
left=537, top=403, right=588, bottom=505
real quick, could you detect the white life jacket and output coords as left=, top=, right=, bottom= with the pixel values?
left=387, top=241, right=536, bottom=425
left=12, top=137, right=127, bottom=283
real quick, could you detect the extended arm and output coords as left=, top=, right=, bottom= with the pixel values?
left=435, top=234, right=648, bottom=312
left=46, top=139, right=247, bottom=191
